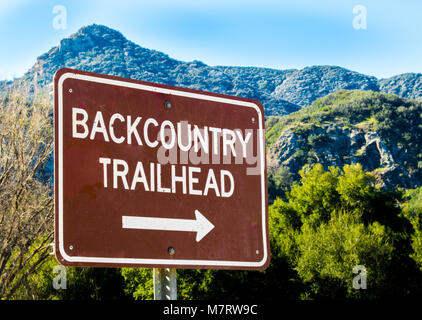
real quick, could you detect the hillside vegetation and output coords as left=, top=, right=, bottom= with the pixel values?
left=267, top=90, right=422, bottom=190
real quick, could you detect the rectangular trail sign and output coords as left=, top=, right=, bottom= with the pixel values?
left=54, top=68, right=269, bottom=270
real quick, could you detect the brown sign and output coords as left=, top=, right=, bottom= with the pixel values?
left=54, top=68, right=269, bottom=270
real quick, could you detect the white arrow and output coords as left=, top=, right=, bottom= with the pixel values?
left=121, top=210, right=215, bottom=242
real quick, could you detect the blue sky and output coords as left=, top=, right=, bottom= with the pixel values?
left=0, top=0, right=421, bottom=80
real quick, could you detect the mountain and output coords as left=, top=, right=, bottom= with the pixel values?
left=379, top=73, right=422, bottom=100
left=18, top=24, right=422, bottom=116
left=7, top=24, right=422, bottom=189
left=266, top=90, right=422, bottom=189
left=271, top=65, right=379, bottom=107
left=21, top=24, right=299, bottom=116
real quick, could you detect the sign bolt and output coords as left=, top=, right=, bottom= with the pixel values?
left=168, top=246, right=175, bottom=255
left=164, top=101, right=172, bottom=109
left=68, top=88, right=73, bottom=93
left=69, top=245, right=73, bottom=250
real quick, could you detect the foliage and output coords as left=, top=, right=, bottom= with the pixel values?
left=121, top=264, right=303, bottom=301
left=0, top=88, right=54, bottom=299
left=269, top=163, right=422, bottom=299
left=267, top=166, right=294, bottom=203
left=54, top=266, right=128, bottom=300
left=7, top=238, right=56, bottom=299
left=295, top=213, right=393, bottom=299
left=119, top=163, right=422, bottom=301
left=14, top=254, right=129, bottom=300
left=121, top=268, right=153, bottom=300
left=402, top=187, right=422, bottom=270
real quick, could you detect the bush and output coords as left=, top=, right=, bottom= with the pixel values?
left=269, top=163, right=422, bottom=299
left=0, top=88, right=54, bottom=299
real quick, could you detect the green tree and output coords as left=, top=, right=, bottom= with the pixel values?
left=295, top=211, right=393, bottom=299
left=121, top=268, right=153, bottom=300
left=270, top=163, right=422, bottom=299
left=403, top=187, right=422, bottom=270
left=13, top=253, right=129, bottom=300
left=0, top=89, right=54, bottom=299
left=287, top=164, right=340, bottom=227
left=57, top=267, right=128, bottom=300
left=268, top=166, right=293, bottom=203
left=76, top=162, right=422, bottom=301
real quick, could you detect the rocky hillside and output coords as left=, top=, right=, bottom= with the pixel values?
left=18, top=24, right=422, bottom=116
left=266, top=90, right=422, bottom=189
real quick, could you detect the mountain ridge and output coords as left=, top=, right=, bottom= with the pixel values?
left=17, top=24, right=422, bottom=116
left=3, top=23, right=422, bottom=190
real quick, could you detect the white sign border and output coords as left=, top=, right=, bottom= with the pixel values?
left=56, top=71, right=268, bottom=268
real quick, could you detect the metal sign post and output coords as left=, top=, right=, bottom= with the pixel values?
left=153, top=268, right=177, bottom=300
